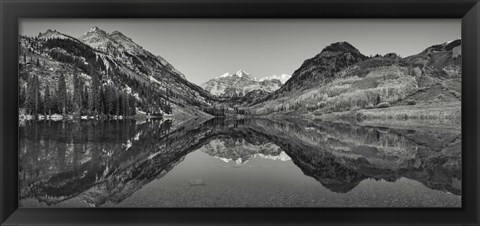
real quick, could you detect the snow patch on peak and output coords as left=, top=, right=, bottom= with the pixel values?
left=235, top=70, right=249, bottom=77
left=259, top=74, right=291, bottom=84
left=219, top=72, right=233, bottom=78
left=214, top=70, right=254, bottom=79
left=90, top=26, right=101, bottom=32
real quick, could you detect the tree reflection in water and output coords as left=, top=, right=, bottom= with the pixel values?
left=19, top=118, right=461, bottom=207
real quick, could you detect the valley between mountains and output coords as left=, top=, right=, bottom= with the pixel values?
left=19, top=26, right=461, bottom=130
left=18, top=25, right=462, bottom=207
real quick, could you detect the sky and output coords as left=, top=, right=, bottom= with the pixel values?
left=20, top=19, right=461, bottom=85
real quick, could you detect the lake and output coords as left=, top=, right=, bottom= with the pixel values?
left=18, top=118, right=462, bottom=207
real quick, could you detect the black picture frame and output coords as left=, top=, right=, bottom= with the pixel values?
left=1, top=0, right=479, bottom=225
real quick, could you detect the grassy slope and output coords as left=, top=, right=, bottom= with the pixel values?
left=356, top=102, right=460, bottom=129
left=250, top=53, right=461, bottom=132
left=252, top=63, right=420, bottom=114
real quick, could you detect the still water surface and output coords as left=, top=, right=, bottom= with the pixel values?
left=19, top=118, right=461, bottom=207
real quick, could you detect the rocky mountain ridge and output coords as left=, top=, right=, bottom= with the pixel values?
left=272, top=42, right=368, bottom=97
left=250, top=40, right=462, bottom=124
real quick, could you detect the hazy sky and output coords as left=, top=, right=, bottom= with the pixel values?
left=20, top=19, right=460, bottom=85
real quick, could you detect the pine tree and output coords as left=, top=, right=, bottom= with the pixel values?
left=128, top=95, right=136, bottom=116
left=57, top=73, right=67, bottom=116
left=44, top=84, right=51, bottom=116
left=89, top=74, right=101, bottom=115
left=66, top=90, right=73, bottom=114
left=25, top=74, right=41, bottom=115
left=122, top=92, right=129, bottom=116
left=99, top=87, right=105, bottom=115
left=33, top=75, right=40, bottom=115
left=19, top=86, right=27, bottom=108
left=25, top=75, right=36, bottom=114
left=105, top=86, right=115, bottom=116
left=82, top=86, right=89, bottom=113
left=115, top=90, right=120, bottom=116
left=104, top=86, right=110, bottom=115
left=73, top=74, right=83, bottom=116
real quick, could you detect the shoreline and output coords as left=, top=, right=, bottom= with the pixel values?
left=311, top=102, right=461, bottom=132
left=18, top=113, right=163, bottom=122
left=19, top=102, right=462, bottom=133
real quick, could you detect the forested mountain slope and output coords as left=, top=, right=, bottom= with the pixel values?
left=19, top=27, right=216, bottom=119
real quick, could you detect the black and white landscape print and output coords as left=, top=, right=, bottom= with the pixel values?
left=18, top=20, right=462, bottom=207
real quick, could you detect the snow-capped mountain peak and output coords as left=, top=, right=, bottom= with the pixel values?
left=216, top=70, right=254, bottom=79
left=234, top=70, right=253, bottom=79
left=201, top=71, right=288, bottom=98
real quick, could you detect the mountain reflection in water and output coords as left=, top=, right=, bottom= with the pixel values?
left=19, top=118, right=461, bottom=207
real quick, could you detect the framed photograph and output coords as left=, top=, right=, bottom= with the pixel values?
left=1, top=0, right=479, bottom=225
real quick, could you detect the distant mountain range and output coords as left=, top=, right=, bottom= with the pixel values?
left=202, top=137, right=291, bottom=164
left=201, top=70, right=291, bottom=98
left=19, top=26, right=461, bottom=122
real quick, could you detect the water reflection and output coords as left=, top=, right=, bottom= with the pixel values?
left=19, top=118, right=461, bottom=207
